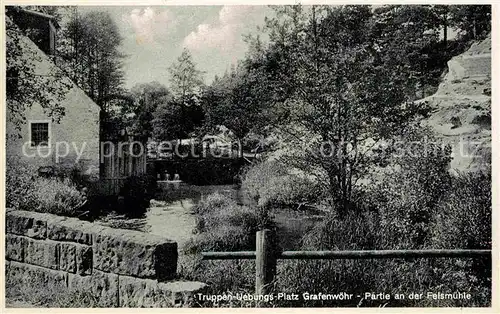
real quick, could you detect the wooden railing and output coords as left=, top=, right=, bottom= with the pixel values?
left=202, top=229, right=491, bottom=295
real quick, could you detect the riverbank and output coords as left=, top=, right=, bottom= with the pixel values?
left=95, top=183, right=324, bottom=252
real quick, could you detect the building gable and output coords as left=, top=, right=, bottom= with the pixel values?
left=6, top=15, right=101, bottom=180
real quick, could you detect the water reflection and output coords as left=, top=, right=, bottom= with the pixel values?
left=96, top=182, right=325, bottom=251
left=156, top=182, right=244, bottom=204
left=96, top=183, right=242, bottom=248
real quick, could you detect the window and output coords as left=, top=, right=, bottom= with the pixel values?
left=30, top=122, right=50, bottom=147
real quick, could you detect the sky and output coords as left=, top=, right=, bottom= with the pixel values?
left=72, top=5, right=458, bottom=91
left=80, top=6, right=273, bottom=89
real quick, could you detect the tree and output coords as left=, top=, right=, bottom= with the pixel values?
left=201, top=34, right=276, bottom=158
left=57, top=9, right=125, bottom=110
left=22, top=5, right=63, bottom=20
left=6, top=10, right=71, bottom=131
left=99, top=94, right=135, bottom=141
left=449, top=5, right=491, bottom=41
left=152, top=99, right=185, bottom=141
left=431, top=5, right=451, bottom=46
left=55, top=9, right=126, bottom=141
left=129, top=82, right=171, bottom=141
left=168, top=48, right=204, bottom=106
left=150, top=49, right=205, bottom=143
left=371, top=5, right=491, bottom=98
left=152, top=96, right=205, bottom=141
left=372, top=5, right=442, bottom=98
left=257, top=5, right=430, bottom=216
left=202, top=58, right=274, bottom=158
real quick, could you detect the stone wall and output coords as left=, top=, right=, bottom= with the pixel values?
left=5, top=210, right=206, bottom=307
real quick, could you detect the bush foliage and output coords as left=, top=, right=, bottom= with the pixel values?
left=6, top=157, right=87, bottom=217
left=241, top=160, right=320, bottom=209
left=276, top=170, right=491, bottom=307
left=185, top=193, right=263, bottom=254
left=183, top=127, right=491, bottom=307
left=181, top=193, right=275, bottom=297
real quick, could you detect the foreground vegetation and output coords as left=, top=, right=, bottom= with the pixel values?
left=180, top=155, right=491, bottom=307
left=5, top=271, right=97, bottom=308
left=5, top=156, right=158, bottom=219
left=6, top=157, right=87, bottom=216
left=175, top=6, right=492, bottom=307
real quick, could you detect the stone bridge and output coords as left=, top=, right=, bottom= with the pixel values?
left=5, top=210, right=206, bottom=307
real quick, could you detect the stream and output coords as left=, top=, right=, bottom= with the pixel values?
left=96, top=182, right=325, bottom=251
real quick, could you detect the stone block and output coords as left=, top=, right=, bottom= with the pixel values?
left=5, top=260, right=11, bottom=279
left=7, top=261, right=67, bottom=291
left=119, top=275, right=207, bottom=307
left=59, top=243, right=92, bottom=275
left=59, top=242, right=76, bottom=273
left=93, top=228, right=177, bottom=280
left=68, top=270, right=118, bottom=307
left=6, top=210, right=50, bottom=239
left=24, top=238, right=59, bottom=270
left=76, top=244, right=93, bottom=275
left=6, top=234, right=24, bottom=262
left=162, top=281, right=208, bottom=307
left=119, top=275, right=171, bottom=307
left=47, top=217, right=93, bottom=245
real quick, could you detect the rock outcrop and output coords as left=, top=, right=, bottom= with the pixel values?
left=419, top=34, right=491, bottom=173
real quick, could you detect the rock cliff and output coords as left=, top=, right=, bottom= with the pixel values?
left=419, top=34, right=491, bottom=173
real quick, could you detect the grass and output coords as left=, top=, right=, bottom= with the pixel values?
left=275, top=258, right=490, bottom=307
left=5, top=273, right=98, bottom=308
left=178, top=192, right=264, bottom=306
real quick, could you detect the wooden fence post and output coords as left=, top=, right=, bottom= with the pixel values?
left=255, top=229, right=276, bottom=295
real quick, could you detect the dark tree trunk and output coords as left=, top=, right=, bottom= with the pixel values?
left=443, top=20, right=448, bottom=47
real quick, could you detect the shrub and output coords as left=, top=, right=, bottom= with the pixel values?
left=302, top=210, right=383, bottom=250
left=275, top=207, right=490, bottom=307
left=274, top=129, right=490, bottom=307
left=6, top=157, right=87, bottom=217
left=241, top=160, right=320, bottom=208
left=185, top=193, right=263, bottom=254
left=362, top=126, right=452, bottom=248
left=6, top=157, right=38, bottom=209
left=192, top=192, right=236, bottom=216
left=180, top=126, right=491, bottom=307
left=430, top=172, right=491, bottom=249
left=430, top=171, right=491, bottom=284
left=182, top=192, right=273, bottom=303
left=185, top=224, right=256, bottom=254
left=24, top=177, right=87, bottom=216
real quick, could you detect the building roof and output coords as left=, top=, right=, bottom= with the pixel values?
left=6, top=15, right=101, bottom=111
left=12, top=7, right=60, bottom=28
